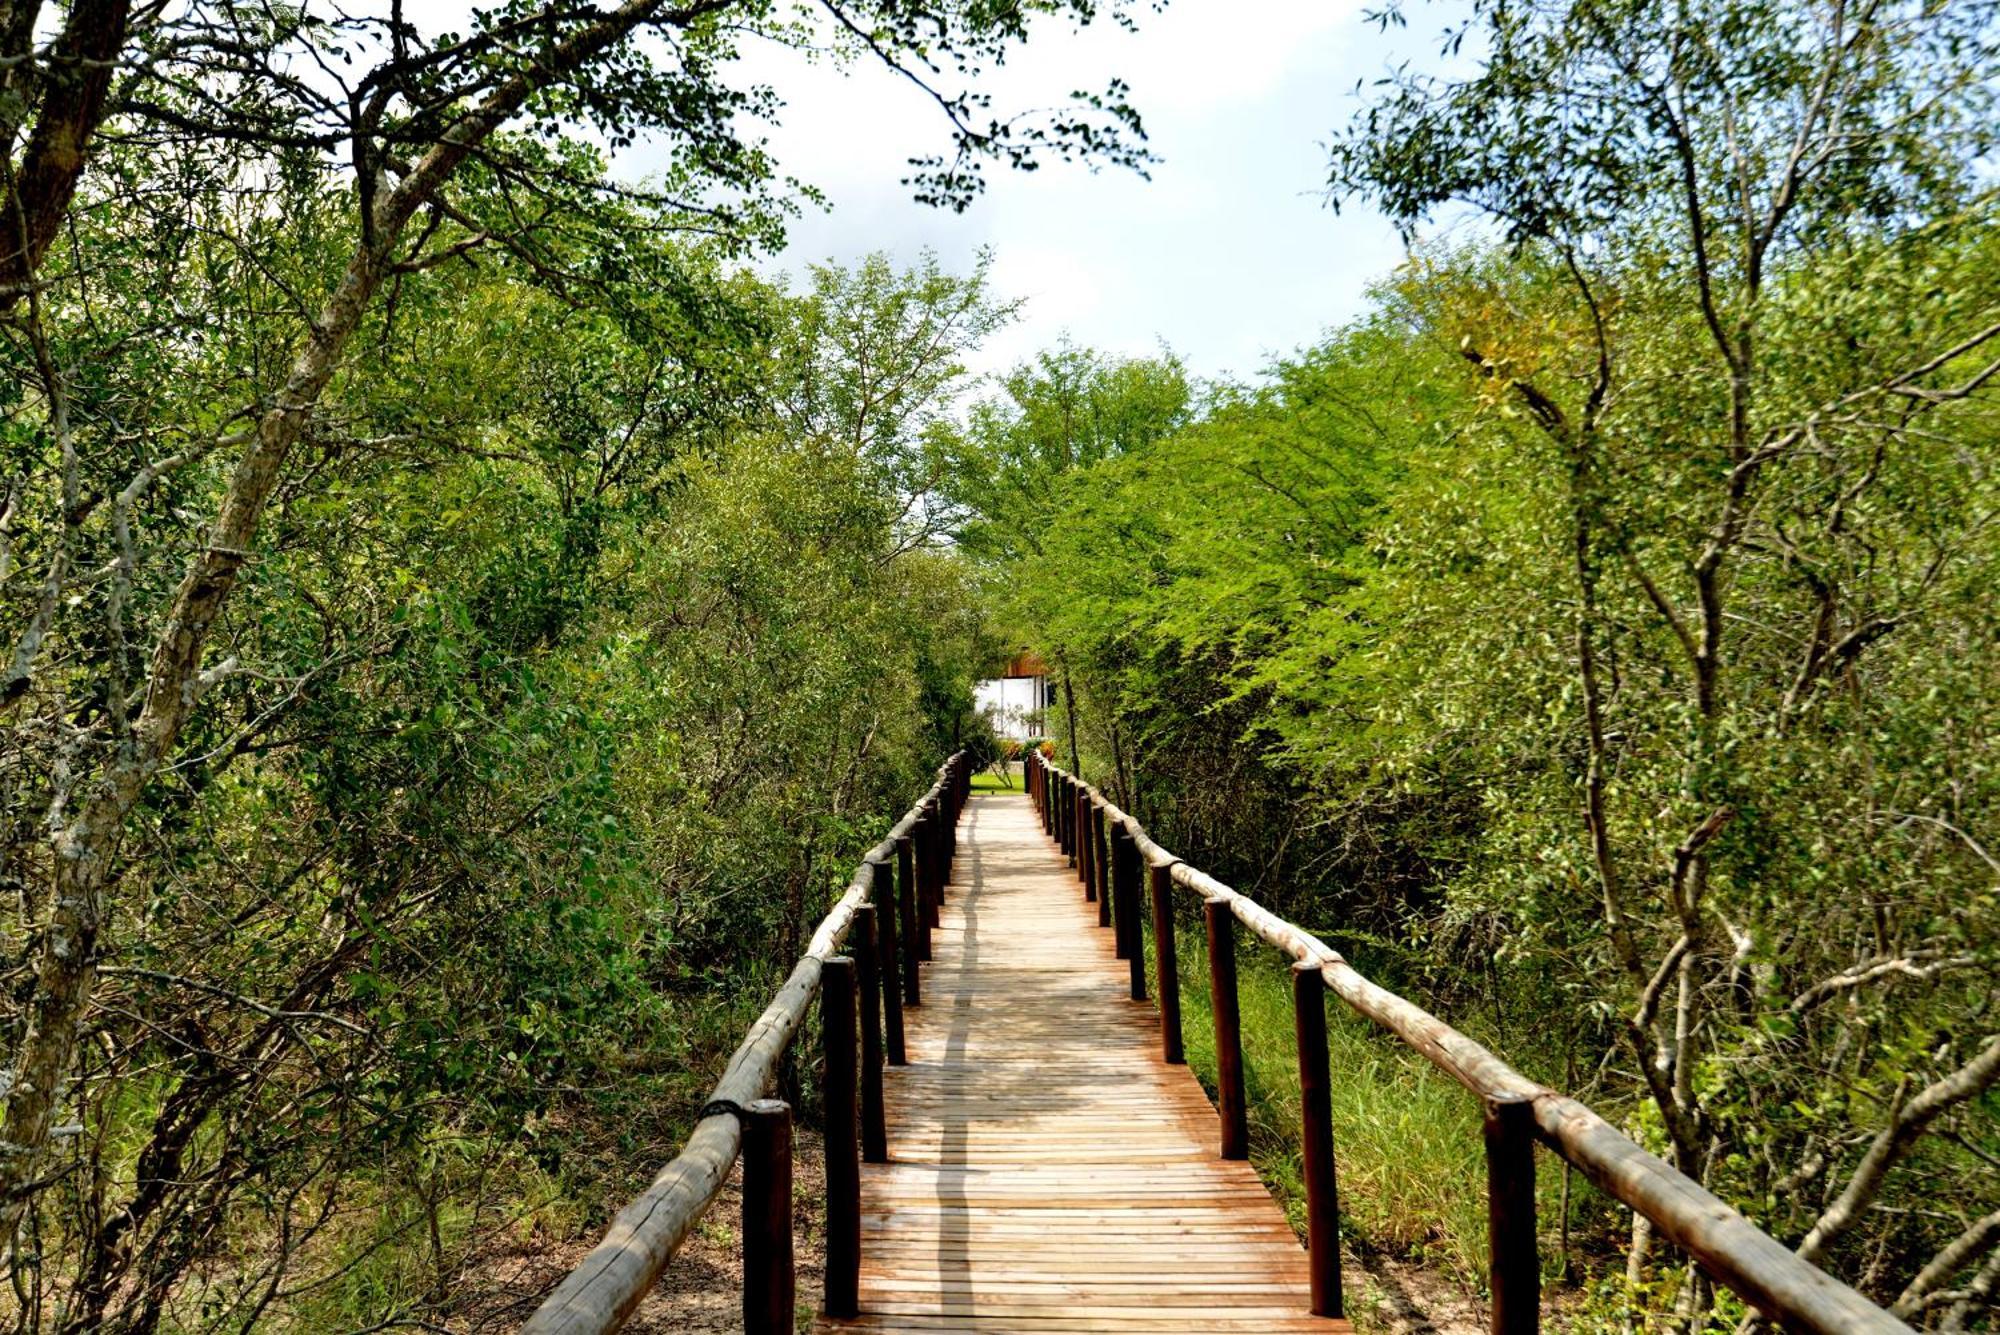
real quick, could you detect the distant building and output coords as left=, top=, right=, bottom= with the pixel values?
left=974, top=652, right=1052, bottom=737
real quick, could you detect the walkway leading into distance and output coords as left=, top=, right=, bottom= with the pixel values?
left=816, top=792, right=1347, bottom=1334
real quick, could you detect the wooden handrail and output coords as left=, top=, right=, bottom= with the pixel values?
left=521, top=753, right=970, bottom=1334
left=1026, top=752, right=1912, bottom=1335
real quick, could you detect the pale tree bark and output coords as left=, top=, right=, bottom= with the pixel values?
left=1795, top=1035, right=2000, bottom=1266
left=0, top=0, right=733, bottom=1236
left=1891, top=1207, right=2000, bottom=1320
left=1736, top=1036, right=2000, bottom=1332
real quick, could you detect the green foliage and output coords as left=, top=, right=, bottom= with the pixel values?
left=959, top=5, right=2000, bottom=1321
left=3, top=197, right=1004, bottom=1325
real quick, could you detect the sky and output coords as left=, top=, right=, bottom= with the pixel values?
left=617, top=1, right=1429, bottom=384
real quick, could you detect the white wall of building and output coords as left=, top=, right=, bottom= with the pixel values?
left=974, top=676, right=1048, bottom=737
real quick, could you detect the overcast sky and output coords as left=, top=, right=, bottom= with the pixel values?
left=619, top=1, right=1430, bottom=384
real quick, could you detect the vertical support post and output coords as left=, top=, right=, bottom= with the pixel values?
left=742, top=1098, right=795, bottom=1335
left=854, top=906, right=888, bottom=1159
left=916, top=819, right=934, bottom=953
left=933, top=794, right=949, bottom=905
left=875, top=863, right=908, bottom=1060
left=896, top=834, right=922, bottom=1002
left=1056, top=774, right=1066, bottom=851
left=1485, top=1095, right=1540, bottom=1335
left=948, top=774, right=961, bottom=875
left=1293, top=963, right=1343, bottom=1319
left=1114, top=826, right=1146, bottom=1000
left=1072, top=786, right=1083, bottom=871
left=1052, top=773, right=1064, bottom=851
left=914, top=811, right=930, bottom=931
left=928, top=803, right=944, bottom=927
left=823, top=959, right=859, bottom=1319
left=1093, top=803, right=1111, bottom=928
left=1073, top=789, right=1087, bottom=888
left=1062, top=776, right=1076, bottom=863
left=1079, top=791, right=1096, bottom=901
left=1109, top=821, right=1130, bottom=958
left=1150, top=862, right=1183, bottom=1063
left=1205, top=901, right=1249, bottom=1160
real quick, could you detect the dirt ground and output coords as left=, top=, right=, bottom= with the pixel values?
left=454, top=1129, right=828, bottom=1334
left=1343, top=1248, right=1487, bottom=1334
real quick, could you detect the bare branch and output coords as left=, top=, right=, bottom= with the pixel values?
left=1796, top=1035, right=2000, bottom=1263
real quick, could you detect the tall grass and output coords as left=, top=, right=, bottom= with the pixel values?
left=1148, top=899, right=1600, bottom=1314
left=1161, top=915, right=1490, bottom=1281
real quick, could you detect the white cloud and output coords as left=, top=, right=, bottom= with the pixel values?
left=610, top=0, right=1415, bottom=384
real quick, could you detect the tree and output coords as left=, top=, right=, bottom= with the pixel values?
left=1330, top=0, right=2000, bottom=1320
left=1, top=0, right=1154, bottom=1293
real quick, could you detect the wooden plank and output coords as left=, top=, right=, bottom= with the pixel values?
left=814, top=794, right=1348, bottom=1335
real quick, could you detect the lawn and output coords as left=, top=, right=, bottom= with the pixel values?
left=969, top=764, right=1020, bottom=793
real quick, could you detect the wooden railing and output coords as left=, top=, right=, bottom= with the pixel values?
left=1022, top=750, right=1912, bottom=1335
left=522, top=753, right=972, bottom=1334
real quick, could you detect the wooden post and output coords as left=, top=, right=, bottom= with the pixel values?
left=1150, top=863, right=1183, bottom=1063
left=947, top=784, right=960, bottom=879
left=1114, top=826, right=1146, bottom=999
left=875, top=863, right=909, bottom=1058
left=854, top=906, right=888, bottom=1159
left=920, top=804, right=942, bottom=929
left=1063, top=776, right=1076, bottom=863
left=1094, top=803, right=1111, bottom=928
left=1108, top=821, right=1130, bottom=959
left=1486, top=1095, right=1540, bottom=1335
left=742, top=1098, right=794, bottom=1335
left=1072, top=788, right=1084, bottom=888
left=931, top=794, right=949, bottom=907
left=1077, top=790, right=1090, bottom=882
left=1080, top=792, right=1096, bottom=901
left=823, top=958, right=860, bottom=1318
left=1294, top=963, right=1343, bottom=1319
left=913, top=810, right=930, bottom=934
left=1058, top=775, right=1069, bottom=852
left=896, top=834, right=922, bottom=1001
left=927, top=806, right=944, bottom=929
left=949, top=796, right=959, bottom=892
left=1206, top=901, right=1249, bottom=1161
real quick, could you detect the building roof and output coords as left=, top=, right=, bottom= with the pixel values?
left=1002, top=652, right=1047, bottom=679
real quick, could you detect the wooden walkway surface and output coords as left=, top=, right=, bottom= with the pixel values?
left=817, top=792, right=1345, bottom=1334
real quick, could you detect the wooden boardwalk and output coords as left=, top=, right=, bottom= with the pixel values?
left=817, top=792, right=1345, bottom=1334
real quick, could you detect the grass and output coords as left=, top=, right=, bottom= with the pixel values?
left=1140, top=901, right=1609, bottom=1330
left=969, top=766, right=1019, bottom=793
left=1158, top=916, right=1493, bottom=1287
